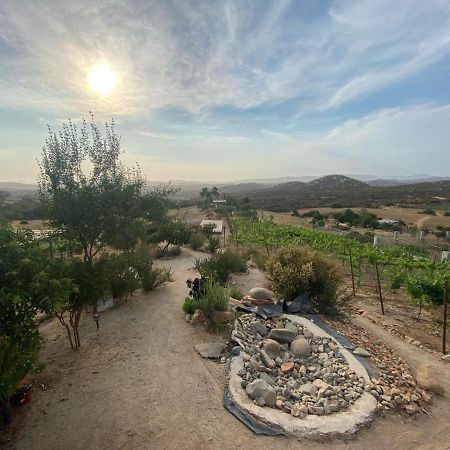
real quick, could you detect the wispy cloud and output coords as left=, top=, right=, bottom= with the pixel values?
left=1, top=0, right=450, bottom=116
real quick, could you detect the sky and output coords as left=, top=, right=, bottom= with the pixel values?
left=1, top=0, right=450, bottom=183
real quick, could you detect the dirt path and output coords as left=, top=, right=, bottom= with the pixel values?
left=5, top=248, right=450, bottom=450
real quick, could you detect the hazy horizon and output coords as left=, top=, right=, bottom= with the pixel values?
left=1, top=1, right=450, bottom=182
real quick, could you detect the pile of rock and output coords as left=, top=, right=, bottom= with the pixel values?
left=324, top=318, right=435, bottom=414
left=232, top=314, right=366, bottom=418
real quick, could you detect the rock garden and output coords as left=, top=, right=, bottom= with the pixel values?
left=232, top=314, right=366, bottom=417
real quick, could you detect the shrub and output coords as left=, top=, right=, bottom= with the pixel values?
left=19, top=220, right=29, bottom=225
left=266, top=246, right=343, bottom=315
left=194, top=251, right=246, bottom=283
left=228, top=286, right=244, bottom=300
left=444, top=211, right=450, bottom=217
left=241, top=247, right=269, bottom=269
left=207, top=237, right=220, bottom=253
left=141, top=265, right=173, bottom=291
left=197, top=280, right=229, bottom=320
left=189, top=233, right=205, bottom=250
left=182, top=296, right=200, bottom=314
left=420, top=209, right=436, bottom=215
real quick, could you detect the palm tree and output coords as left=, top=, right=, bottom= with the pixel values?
left=200, top=187, right=212, bottom=206
left=211, top=186, right=219, bottom=200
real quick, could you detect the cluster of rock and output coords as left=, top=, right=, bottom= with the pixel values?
left=324, top=317, right=436, bottom=414
left=232, top=314, right=366, bottom=418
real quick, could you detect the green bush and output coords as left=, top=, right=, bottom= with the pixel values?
left=141, top=265, right=173, bottom=291
left=228, top=286, right=244, bottom=300
left=189, top=233, right=205, bottom=250
left=182, top=296, right=200, bottom=314
left=194, top=251, right=246, bottom=283
left=207, top=237, right=220, bottom=253
left=266, top=246, right=343, bottom=315
left=197, top=280, right=229, bottom=320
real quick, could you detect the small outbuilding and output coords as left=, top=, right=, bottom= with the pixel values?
left=200, top=219, right=224, bottom=234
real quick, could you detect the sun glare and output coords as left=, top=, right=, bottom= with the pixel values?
left=88, top=63, right=117, bottom=95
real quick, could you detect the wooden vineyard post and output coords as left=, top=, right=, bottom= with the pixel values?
left=375, top=262, right=385, bottom=315
left=349, top=246, right=356, bottom=296
left=443, top=280, right=448, bottom=355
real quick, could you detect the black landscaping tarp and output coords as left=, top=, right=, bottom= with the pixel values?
left=223, top=385, right=285, bottom=436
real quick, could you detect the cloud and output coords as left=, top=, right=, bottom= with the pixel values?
left=137, top=131, right=175, bottom=140
left=1, top=0, right=450, bottom=116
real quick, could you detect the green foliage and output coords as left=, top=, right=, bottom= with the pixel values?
left=420, top=209, right=436, bottom=215
left=149, top=219, right=190, bottom=252
left=0, top=224, right=73, bottom=401
left=194, top=251, right=246, bottom=283
left=38, top=116, right=174, bottom=262
left=182, top=296, right=200, bottom=314
left=207, top=237, right=220, bottom=253
left=141, top=265, right=173, bottom=292
left=189, top=232, right=205, bottom=250
left=228, top=286, right=244, bottom=300
left=266, top=246, right=343, bottom=315
left=196, top=280, right=229, bottom=320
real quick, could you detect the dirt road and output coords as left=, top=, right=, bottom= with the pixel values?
left=5, top=248, right=450, bottom=450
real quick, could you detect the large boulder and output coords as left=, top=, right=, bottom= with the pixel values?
left=249, top=287, right=275, bottom=300
left=245, top=379, right=277, bottom=407
left=416, top=363, right=445, bottom=395
left=268, top=328, right=297, bottom=344
left=290, top=337, right=311, bottom=357
left=262, top=339, right=281, bottom=359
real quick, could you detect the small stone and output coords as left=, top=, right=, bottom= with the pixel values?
left=281, top=361, right=295, bottom=373
left=194, top=342, right=226, bottom=358
left=290, top=338, right=312, bottom=358
left=262, top=339, right=281, bottom=359
left=303, top=329, right=313, bottom=339
left=255, top=397, right=266, bottom=407
left=249, top=321, right=268, bottom=337
left=268, top=328, right=297, bottom=344
left=190, top=309, right=206, bottom=325
left=259, top=372, right=276, bottom=386
left=299, top=383, right=318, bottom=396
left=353, top=347, right=371, bottom=357
left=416, top=363, right=445, bottom=395
left=405, top=403, right=420, bottom=415
left=246, top=379, right=277, bottom=407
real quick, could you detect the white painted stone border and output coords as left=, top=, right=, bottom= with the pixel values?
left=228, top=314, right=377, bottom=439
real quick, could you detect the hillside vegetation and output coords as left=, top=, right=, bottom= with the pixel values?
left=230, top=175, right=450, bottom=211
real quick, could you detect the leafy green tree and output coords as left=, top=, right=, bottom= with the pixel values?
left=38, top=116, right=173, bottom=263
left=0, top=224, right=73, bottom=408
left=148, top=218, right=190, bottom=254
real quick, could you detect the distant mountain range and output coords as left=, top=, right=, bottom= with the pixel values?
left=2, top=175, right=450, bottom=209
left=234, top=175, right=450, bottom=211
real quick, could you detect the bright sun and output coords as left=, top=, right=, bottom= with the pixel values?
left=88, top=63, right=117, bottom=95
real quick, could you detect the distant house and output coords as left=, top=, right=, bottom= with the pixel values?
left=378, top=219, right=400, bottom=226
left=212, top=199, right=227, bottom=208
left=200, top=219, right=224, bottom=234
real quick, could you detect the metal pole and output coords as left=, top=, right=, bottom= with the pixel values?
left=443, top=280, right=448, bottom=355
left=375, top=262, right=385, bottom=315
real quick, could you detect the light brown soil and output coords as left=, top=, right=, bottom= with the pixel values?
left=3, top=248, right=450, bottom=450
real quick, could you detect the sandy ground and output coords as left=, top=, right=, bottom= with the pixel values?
left=3, top=248, right=450, bottom=450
